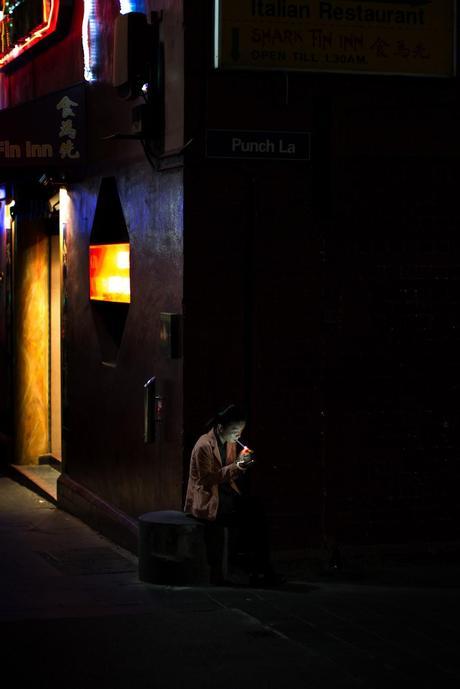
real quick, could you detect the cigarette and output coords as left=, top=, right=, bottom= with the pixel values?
left=236, top=439, right=253, bottom=453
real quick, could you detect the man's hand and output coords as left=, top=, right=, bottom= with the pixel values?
left=236, top=450, right=255, bottom=469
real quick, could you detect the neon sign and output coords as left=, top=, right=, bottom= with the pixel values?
left=0, top=0, right=62, bottom=69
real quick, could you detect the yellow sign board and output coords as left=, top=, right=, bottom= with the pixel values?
left=214, top=0, right=456, bottom=77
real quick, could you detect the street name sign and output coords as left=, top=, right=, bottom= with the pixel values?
left=206, top=129, right=311, bottom=160
left=214, top=0, right=456, bottom=77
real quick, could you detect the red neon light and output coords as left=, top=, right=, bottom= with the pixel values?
left=0, top=0, right=61, bottom=69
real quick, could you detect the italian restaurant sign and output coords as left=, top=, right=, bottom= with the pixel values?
left=214, top=0, right=456, bottom=77
left=0, top=83, right=85, bottom=172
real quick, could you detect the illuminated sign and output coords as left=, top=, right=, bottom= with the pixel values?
left=214, top=0, right=456, bottom=77
left=0, top=0, right=70, bottom=69
left=0, top=84, right=85, bottom=173
left=89, top=243, right=131, bottom=304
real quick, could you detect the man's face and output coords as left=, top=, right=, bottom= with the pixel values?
left=219, top=422, right=245, bottom=444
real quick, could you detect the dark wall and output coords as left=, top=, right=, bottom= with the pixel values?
left=183, top=1, right=460, bottom=550
left=325, top=83, right=460, bottom=545
left=62, top=0, right=185, bottom=518
left=63, top=161, right=184, bottom=517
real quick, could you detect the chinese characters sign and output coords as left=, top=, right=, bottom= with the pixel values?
left=0, top=84, right=85, bottom=172
left=215, top=0, right=456, bottom=77
left=56, top=94, right=81, bottom=161
left=0, top=0, right=61, bottom=69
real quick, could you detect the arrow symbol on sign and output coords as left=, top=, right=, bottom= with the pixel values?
left=231, top=28, right=240, bottom=62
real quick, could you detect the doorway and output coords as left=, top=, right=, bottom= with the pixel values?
left=49, top=211, right=62, bottom=460
left=12, top=189, right=62, bottom=469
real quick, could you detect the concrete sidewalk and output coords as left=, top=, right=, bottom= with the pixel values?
left=1, top=474, right=459, bottom=689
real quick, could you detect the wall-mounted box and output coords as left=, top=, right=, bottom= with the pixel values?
left=160, top=313, right=181, bottom=359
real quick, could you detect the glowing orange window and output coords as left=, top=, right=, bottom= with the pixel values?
left=89, top=243, right=131, bottom=304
